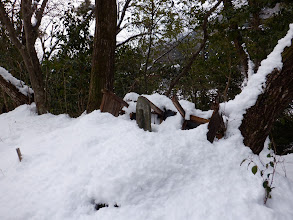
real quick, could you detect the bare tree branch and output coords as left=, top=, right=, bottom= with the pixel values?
left=0, top=1, right=23, bottom=50
left=166, top=0, right=223, bottom=97
left=34, top=0, right=49, bottom=30
left=152, top=32, right=193, bottom=66
left=117, top=0, right=131, bottom=34
left=116, top=32, right=150, bottom=48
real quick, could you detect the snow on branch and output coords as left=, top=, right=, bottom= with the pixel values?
left=0, top=67, right=34, bottom=97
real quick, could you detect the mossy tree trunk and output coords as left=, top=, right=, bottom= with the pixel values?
left=239, top=39, right=293, bottom=154
left=87, top=0, right=117, bottom=113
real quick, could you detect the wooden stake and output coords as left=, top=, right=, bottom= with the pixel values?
left=16, top=148, right=22, bottom=162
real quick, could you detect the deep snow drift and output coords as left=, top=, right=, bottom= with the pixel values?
left=0, top=97, right=293, bottom=220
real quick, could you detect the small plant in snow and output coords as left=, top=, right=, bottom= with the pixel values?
left=241, top=142, right=285, bottom=204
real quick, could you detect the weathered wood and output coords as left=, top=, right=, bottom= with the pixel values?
left=172, top=96, right=185, bottom=118
left=136, top=96, right=152, bottom=131
left=0, top=74, right=33, bottom=105
left=190, top=115, right=210, bottom=124
left=16, top=148, right=22, bottom=162
left=172, top=95, right=210, bottom=130
left=207, top=107, right=225, bottom=143
left=100, top=89, right=129, bottom=117
left=145, top=98, right=164, bottom=117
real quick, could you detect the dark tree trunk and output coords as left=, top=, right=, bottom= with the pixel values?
left=21, top=0, right=47, bottom=114
left=239, top=40, right=293, bottom=154
left=87, top=0, right=117, bottom=113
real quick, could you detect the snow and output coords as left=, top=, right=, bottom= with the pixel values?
left=0, top=22, right=293, bottom=220
left=1, top=96, right=293, bottom=220
left=222, top=23, right=293, bottom=137
left=0, top=67, right=34, bottom=97
left=232, top=0, right=248, bottom=9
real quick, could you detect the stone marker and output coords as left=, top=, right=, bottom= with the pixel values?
left=136, top=96, right=152, bottom=131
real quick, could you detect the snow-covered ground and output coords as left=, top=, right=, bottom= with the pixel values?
left=0, top=96, right=293, bottom=220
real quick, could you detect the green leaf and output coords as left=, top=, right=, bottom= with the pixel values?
left=252, top=165, right=258, bottom=175
left=270, top=162, right=274, bottom=167
left=263, top=180, right=269, bottom=188
left=267, top=154, right=271, bottom=158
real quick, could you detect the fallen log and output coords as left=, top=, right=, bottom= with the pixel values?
left=0, top=73, right=33, bottom=105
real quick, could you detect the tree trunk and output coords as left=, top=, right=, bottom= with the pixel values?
left=21, top=0, right=47, bottom=114
left=87, top=0, right=117, bottom=113
left=239, top=39, right=293, bottom=154
left=0, top=1, right=48, bottom=114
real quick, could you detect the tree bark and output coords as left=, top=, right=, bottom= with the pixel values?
left=0, top=1, right=48, bottom=114
left=87, top=0, right=117, bottom=113
left=239, top=39, right=293, bottom=154
left=0, top=74, right=33, bottom=106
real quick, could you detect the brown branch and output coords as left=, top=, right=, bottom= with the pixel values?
left=34, top=0, right=48, bottom=30
left=117, top=0, right=131, bottom=34
left=152, top=32, right=193, bottom=66
left=16, top=148, right=22, bottom=162
left=116, top=32, right=150, bottom=48
left=166, top=0, right=223, bottom=97
left=0, top=1, right=23, bottom=50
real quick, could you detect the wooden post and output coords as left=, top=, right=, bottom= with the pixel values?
left=16, top=148, right=22, bottom=162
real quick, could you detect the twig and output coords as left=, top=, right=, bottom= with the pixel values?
left=16, top=148, right=22, bottom=162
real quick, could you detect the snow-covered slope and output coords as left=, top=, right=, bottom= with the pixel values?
left=0, top=99, right=293, bottom=220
